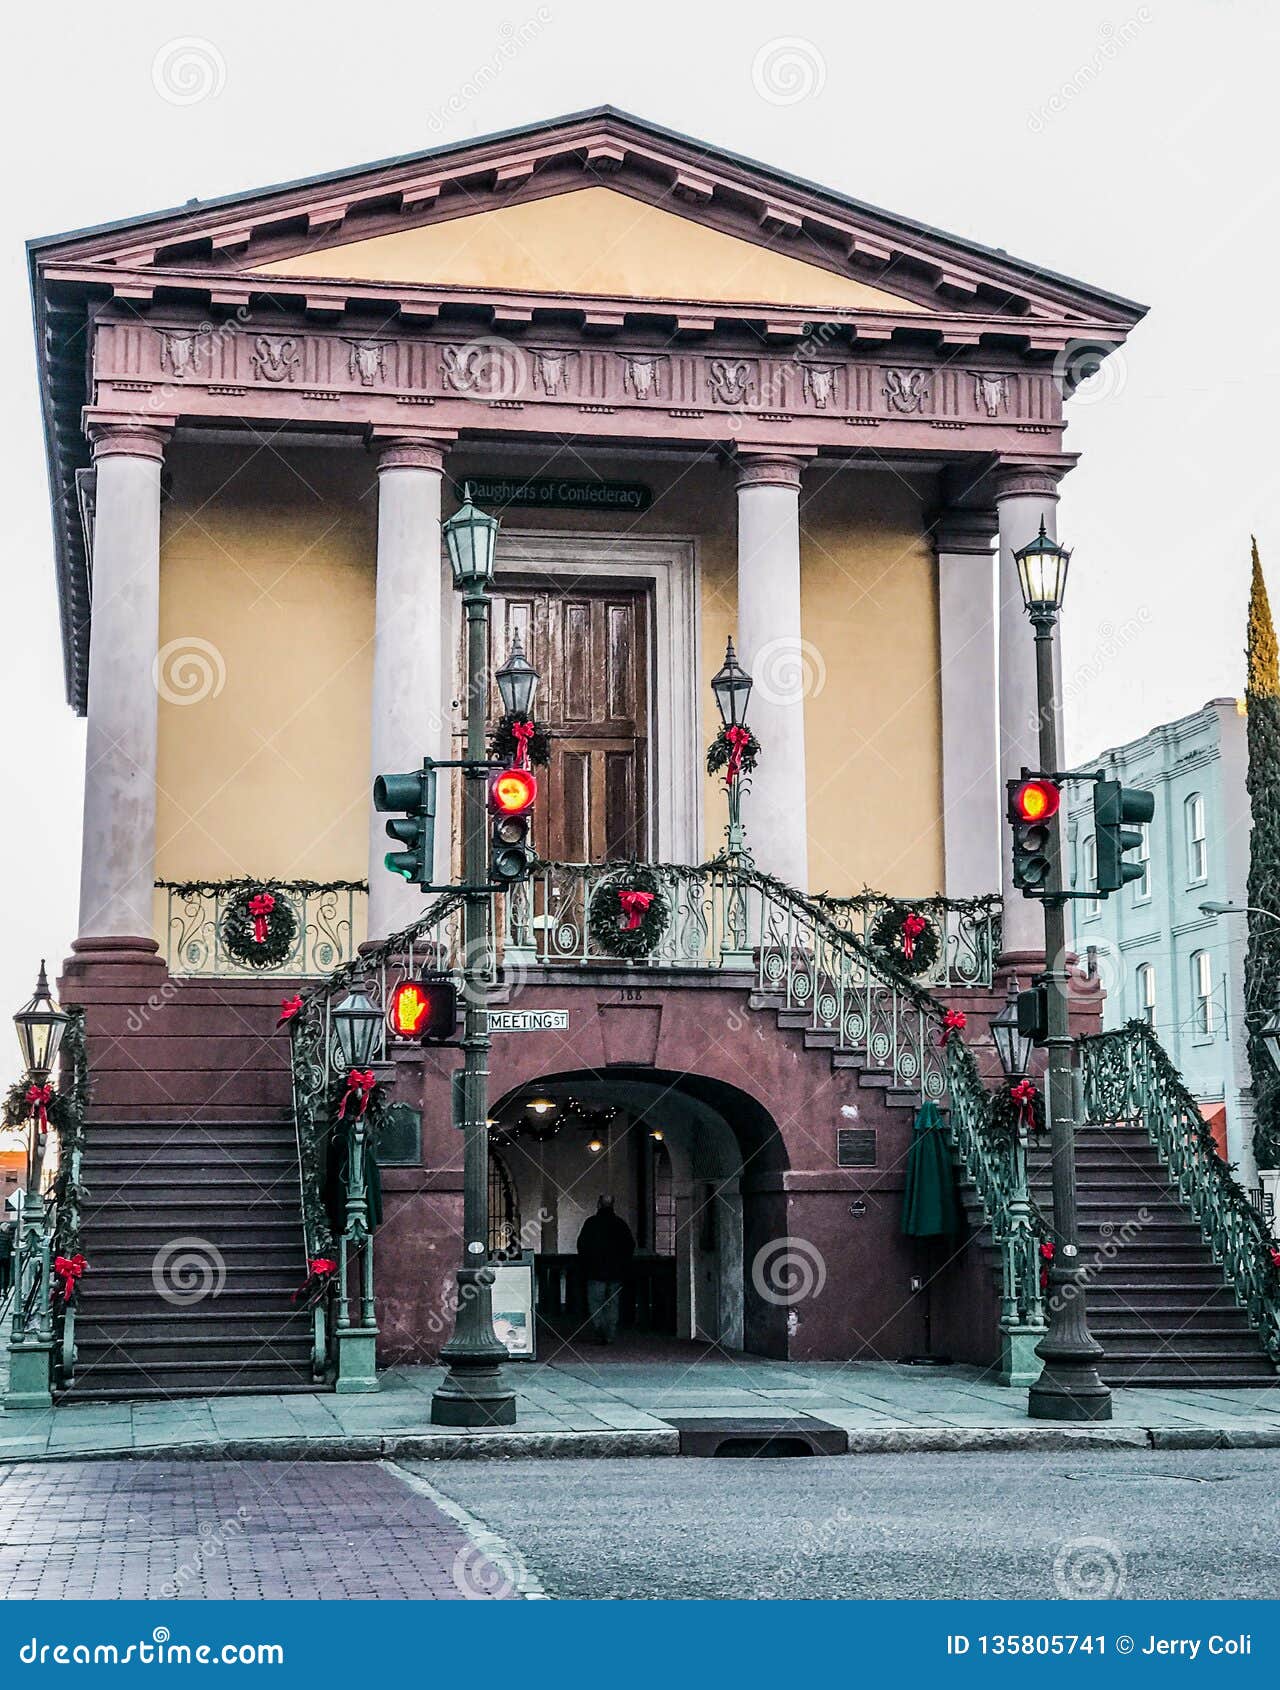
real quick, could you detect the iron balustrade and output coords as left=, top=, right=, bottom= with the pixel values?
left=156, top=880, right=367, bottom=977
left=815, top=892, right=1001, bottom=988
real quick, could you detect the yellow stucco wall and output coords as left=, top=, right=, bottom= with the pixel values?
left=154, top=442, right=376, bottom=884
left=153, top=443, right=942, bottom=900
left=251, top=187, right=926, bottom=313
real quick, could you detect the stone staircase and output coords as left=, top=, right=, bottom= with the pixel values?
left=750, top=994, right=923, bottom=1109
left=1029, top=1121, right=1277, bottom=1388
left=64, top=1113, right=317, bottom=1400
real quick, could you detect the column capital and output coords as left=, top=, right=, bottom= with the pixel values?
left=84, top=412, right=174, bottom=463
left=732, top=447, right=813, bottom=492
left=369, top=429, right=454, bottom=474
left=992, top=457, right=1075, bottom=503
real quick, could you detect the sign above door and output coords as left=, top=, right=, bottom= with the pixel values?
left=456, top=477, right=652, bottom=513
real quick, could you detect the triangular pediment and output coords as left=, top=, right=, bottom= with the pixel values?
left=248, top=187, right=929, bottom=313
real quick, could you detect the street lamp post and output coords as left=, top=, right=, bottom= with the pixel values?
left=431, top=489, right=518, bottom=1428
left=1014, top=521, right=1113, bottom=1422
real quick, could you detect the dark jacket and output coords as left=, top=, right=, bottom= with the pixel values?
left=576, top=1210, right=636, bottom=1282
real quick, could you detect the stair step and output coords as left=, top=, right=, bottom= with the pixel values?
left=59, top=1379, right=321, bottom=1402
left=75, top=1335, right=313, bottom=1365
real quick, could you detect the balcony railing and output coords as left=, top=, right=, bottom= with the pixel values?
left=156, top=879, right=367, bottom=978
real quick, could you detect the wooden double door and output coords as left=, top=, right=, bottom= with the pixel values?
left=484, top=579, right=651, bottom=863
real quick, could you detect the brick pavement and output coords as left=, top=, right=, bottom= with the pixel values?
left=0, top=1461, right=527, bottom=1600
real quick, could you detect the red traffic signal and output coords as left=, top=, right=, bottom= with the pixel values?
left=388, top=977, right=457, bottom=1044
left=489, top=766, right=537, bottom=816
left=1009, top=778, right=1061, bottom=825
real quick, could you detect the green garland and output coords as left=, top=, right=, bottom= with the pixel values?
left=868, top=901, right=941, bottom=978
left=0, top=1010, right=92, bottom=1270
left=488, top=712, right=550, bottom=768
left=220, top=884, right=299, bottom=968
left=989, top=1077, right=1047, bottom=1137
left=160, top=877, right=367, bottom=897
left=706, top=724, right=760, bottom=781
left=587, top=864, right=671, bottom=959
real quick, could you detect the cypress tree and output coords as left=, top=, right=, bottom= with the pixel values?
left=1244, top=538, right=1280, bottom=1167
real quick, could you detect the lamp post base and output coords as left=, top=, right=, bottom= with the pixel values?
left=430, top=1265, right=517, bottom=1426
left=1027, top=1374, right=1114, bottom=1422
left=430, top=1369, right=518, bottom=1427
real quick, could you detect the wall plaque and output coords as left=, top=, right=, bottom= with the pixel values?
left=837, top=1127, right=878, bottom=1168
left=457, top=477, right=652, bottom=512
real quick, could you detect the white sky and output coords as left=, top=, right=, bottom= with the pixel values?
left=0, top=0, right=1276, bottom=1022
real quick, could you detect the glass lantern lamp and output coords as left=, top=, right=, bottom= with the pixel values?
left=331, top=990, right=383, bottom=1072
left=1013, top=520, right=1072, bottom=623
left=990, top=979, right=1034, bottom=1082
left=495, top=635, right=539, bottom=718
left=443, top=486, right=500, bottom=595
left=14, top=962, right=69, bottom=1081
left=711, top=637, right=753, bottom=729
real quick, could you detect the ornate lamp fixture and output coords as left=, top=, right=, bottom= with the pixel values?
left=1013, top=520, right=1072, bottom=624
left=711, top=637, right=753, bottom=729
left=443, top=486, right=500, bottom=595
left=495, top=635, right=539, bottom=718
left=14, top=962, right=68, bottom=1082
left=990, top=979, right=1034, bottom=1082
left=331, top=990, right=383, bottom=1072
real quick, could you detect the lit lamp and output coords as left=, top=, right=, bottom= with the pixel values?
left=444, top=486, right=500, bottom=595
left=331, top=989, right=383, bottom=1072
left=1013, top=520, right=1072, bottom=625
left=990, top=980, right=1034, bottom=1083
left=14, top=962, right=68, bottom=1082
left=495, top=635, right=539, bottom=718
left=711, top=637, right=753, bottom=729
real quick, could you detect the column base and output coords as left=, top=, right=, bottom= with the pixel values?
left=5, top=1339, right=54, bottom=1411
left=63, top=935, right=167, bottom=990
left=998, top=1326, right=1047, bottom=1388
left=333, top=1327, right=380, bottom=1394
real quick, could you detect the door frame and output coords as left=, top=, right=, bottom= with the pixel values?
left=488, top=530, right=703, bottom=863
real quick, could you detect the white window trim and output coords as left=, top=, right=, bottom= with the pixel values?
left=1192, top=949, right=1215, bottom=1041
left=1083, top=834, right=1100, bottom=920
left=1134, top=822, right=1151, bottom=903
left=1186, top=794, right=1208, bottom=886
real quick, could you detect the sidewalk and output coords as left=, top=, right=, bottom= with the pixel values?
left=3, top=1350, right=1279, bottom=1462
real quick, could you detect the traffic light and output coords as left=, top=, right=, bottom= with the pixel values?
left=1093, top=780, right=1154, bottom=893
left=388, top=976, right=457, bottom=1044
left=1008, top=777, right=1060, bottom=895
left=373, top=761, right=437, bottom=888
left=488, top=765, right=537, bottom=883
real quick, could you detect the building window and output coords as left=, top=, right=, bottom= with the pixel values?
left=1134, top=823, right=1151, bottom=900
left=1192, top=949, right=1215, bottom=1036
left=1083, top=835, right=1099, bottom=919
left=1186, top=794, right=1208, bottom=883
left=1136, top=963, right=1156, bottom=1026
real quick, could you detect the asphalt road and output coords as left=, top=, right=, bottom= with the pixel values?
left=414, top=1450, right=1280, bottom=1601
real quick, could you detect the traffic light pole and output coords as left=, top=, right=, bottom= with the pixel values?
left=430, top=584, right=516, bottom=1428
left=1026, top=612, right=1113, bottom=1422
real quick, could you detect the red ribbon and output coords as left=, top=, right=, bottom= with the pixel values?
left=900, top=912, right=927, bottom=961
left=1270, top=1247, right=1280, bottom=1271
left=724, top=725, right=752, bottom=785
left=53, top=1254, right=86, bottom=1304
left=511, top=720, right=535, bottom=768
left=309, top=1257, right=337, bottom=1277
left=939, top=1009, right=967, bottom=1047
left=248, top=891, right=276, bottom=944
left=338, top=1068, right=376, bottom=1120
left=24, top=1083, right=53, bottom=1131
left=277, top=994, right=303, bottom=1029
left=1039, top=1240, right=1054, bottom=1293
left=1011, top=1078, right=1039, bottom=1131
left=292, top=1257, right=337, bottom=1304
left=618, top=889, right=654, bottom=931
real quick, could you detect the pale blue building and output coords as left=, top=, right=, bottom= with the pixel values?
left=1065, top=698, right=1255, bottom=1180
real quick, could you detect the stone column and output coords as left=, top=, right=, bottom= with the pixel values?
left=996, top=462, right=1065, bottom=959
left=934, top=501, right=1000, bottom=899
left=76, top=422, right=169, bottom=955
left=367, top=435, right=451, bottom=940
left=734, top=450, right=809, bottom=890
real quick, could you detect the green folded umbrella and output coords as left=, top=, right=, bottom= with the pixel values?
left=901, top=1100, right=962, bottom=1239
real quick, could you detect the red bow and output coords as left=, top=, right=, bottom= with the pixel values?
left=24, top=1082, right=53, bottom=1130
left=277, top=994, right=303, bottom=1029
left=1039, top=1240, right=1054, bottom=1292
left=900, top=912, right=928, bottom=961
left=53, top=1253, right=86, bottom=1304
left=511, top=720, right=535, bottom=768
left=939, top=1009, right=967, bottom=1047
left=293, top=1257, right=338, bottom=1305
left=309, top=1257, right=337, bottom=1277
left=618, top=889, right=654, bottom=931
left=724, top=725, right=752, bottom=785
left=1011, top=1078, right=1039, bottom=1131
left=248, top=891, right=276, bottom=944
left=1270, top=1247, right=1280, bottom=1271
left=338, top=1068, right=376, bottom=1120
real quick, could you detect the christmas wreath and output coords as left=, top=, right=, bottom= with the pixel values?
left=489, top=712, right=550, bottom=768
left=706, top=724, right=760, bottom=785
left=990, top=1076, right=1047, bottom=1137
left=221, top=885, right=299, bottom=968
left=587, top=864, right=671, bottom=959
left=868, top=902, right=941, bottom=977
left=2, top=1075, right=77, bottom=1140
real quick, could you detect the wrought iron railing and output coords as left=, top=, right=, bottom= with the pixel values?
left=1081, top=1020, right=1280, bottom=1364
left=815, top=892, right=1001, bottom=987
left=156, top=879, right=367, bottom=977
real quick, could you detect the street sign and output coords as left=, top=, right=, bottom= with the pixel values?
left=454, top=477, right=651, bottom=513
left=485, top=1009, right=569, bottom=1033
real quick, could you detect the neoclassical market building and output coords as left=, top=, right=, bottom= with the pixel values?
left=29, top=107, right=1263, bottom=1405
